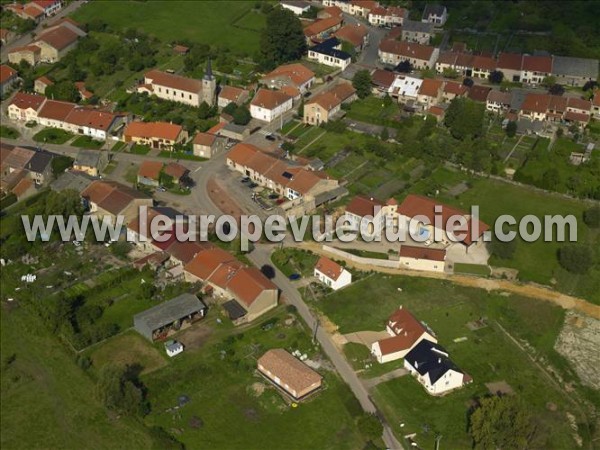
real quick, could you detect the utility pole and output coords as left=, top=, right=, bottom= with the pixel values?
left=435, top=434, right=442, bottom=450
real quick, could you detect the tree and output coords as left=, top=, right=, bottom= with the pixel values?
left=222, top=102, right=237, bottom=116
left=462, top=77, right=474, bottom=87
left=582, top=80, right=598, bottom=91
left=583, top=206, right=600, bottom=228
left=95, top=364, right=146, bottom=416
left=45, top=81, right=80, bottom=102
left=469, top=395, right=541, bottom=450
left=548, top=84, right=565, bottom=96
left=489, top=70, right=504, bottom=84
left=260, top=264, right=276, bottom=279
left=505, top=121, right=517, bottom=137
left=444, top=97, right=485, bottom=140
left=44, top=189, right=84, bottom=217
left=395, top=60, right=413, bottom=73
left=258, top=8, right=306, bottom=70
left=232, top=105, right=251, bottom=125
left=198, top=101, right=212, bottom=119
left=559, top=245, right=594, bottom=274
left=51, top=155, right=74, bottom=177
left=356, top=414, right=383, bottom=441
left=380, top=127, right=389, bottom=141
left=542, top=76, right=556, bottom=87
left=352, top=70, right=372, bottom=99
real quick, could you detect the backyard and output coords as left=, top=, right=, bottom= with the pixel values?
left=315, top=273, right=595, bottom=449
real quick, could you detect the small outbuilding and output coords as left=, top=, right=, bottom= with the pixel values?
left=134, top=293, right=207, bottom=341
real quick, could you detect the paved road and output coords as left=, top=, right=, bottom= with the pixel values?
left=342, top=13, right=387, bottom=68
left=1, top=1, right=85, bottom=63
left=248, top=243, right=404, bottom=450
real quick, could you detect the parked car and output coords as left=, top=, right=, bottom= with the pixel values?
left=240, top=176, right=250, bottom=183
left=248, top=182, right=258, bottom=188
left=303, top=91, right=311, bottom=98
left=265, top=134, right=276, bottom=141
left=289, top=273, right=301, bottom=280
left=268, top=193, right=278, bottom=200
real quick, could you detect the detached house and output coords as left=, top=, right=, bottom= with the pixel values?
left=73, top=148, right=108, bottom=177
left=192, top=131, right=226, bottom=158
left=8, top=45, right=41, bottom=66
left=303, top=16, right=343, bottom=43
left=250, top=89, right=293, bottom=123
left=334, top=23, right=369, bottom=51
left=81, top=180, right=153, bottom=224
left=371, top=307, right=437, bottom=363
left=344, top=195, right=387, bottom=235
left=422, top=4, right=447, bottom=26
left=308, top=38, right=352, bottom=70
left=404, top=340, right=471, bottom=395
left=314, top=256, right=352, bottom=290
left=137, top=161, right=163, bottom=187
left=258, top=349, right=322, bottom=400
left=123, top=121, right=188, bottom=150
left=303, top=82, right=356, bottom=125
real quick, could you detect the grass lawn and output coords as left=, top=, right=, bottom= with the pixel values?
left=346, top=97, right=400, bottom=126
left=337, top=247, right=390, bottom=260
left=111, top=141, right=127, bottom=152
left=281, top=119, right=301, bottom=135
left=316, top=273, right=591, bottom=449
left=272, top=248, right=319, bottom=278
left=124, top=163, right=139, bottom=184
left=140, top=308, right=377, bottom=449
left=130, top=144, right=151, bottom=155
left=0, top=125, right=19, bottom=139
left=71, top=135, right=105, bottom=149
left=0, top=302, right=154, bottom=449
left=158, top=150, right=206, bottom=161
left=453, top=263, right=491, bottom=276
left=73, top=1, right=264, bottom=55
left=103, top=161, right=118, bottom=175
left=32, top=128, right=73, bottom=144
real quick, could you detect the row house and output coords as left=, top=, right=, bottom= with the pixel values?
left=378, top=40, right=439, bottom=70
left=416, top=78, right=444, bottom=108
left=81, top=180, right=153, bottom=224
left=367, top=6, right=408, bottom=27
left=333, top=23, right=369, bottom=52
left=519, top=93, right=592, bottom=127
left=401, top=20, right=434, bottom=45
left=250, top=89, right=294, bottom=123
left=435, top=51, right=495, bottom=79
left=217, top=85, right=249, bottom=109
left=303, top=15, right=343, bottom=43
left=260, top=63, right=315, bottom=94
left=485, top=90, right=512, bottom=113
left=1, top=65, right=18, bottom=96
left=123, top=121, right=188, bottom=150
left=323, top=0, right=378, bottom=17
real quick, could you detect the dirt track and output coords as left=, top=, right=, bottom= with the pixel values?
left=298, top=242, right=600, bottom=320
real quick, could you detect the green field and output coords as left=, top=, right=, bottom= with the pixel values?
left=72, top=1, right=264, bottom=55
left=454, top=263, right=491, bottom=276
left=1, top=304, right=155, bottom=449
left=315, top=273, right=594, bottom=449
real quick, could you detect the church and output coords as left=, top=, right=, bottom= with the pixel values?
left=138, top=59, right=216, bottom=108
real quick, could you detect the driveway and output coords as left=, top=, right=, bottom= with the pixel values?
left=344, top=330, right=391, bottom=348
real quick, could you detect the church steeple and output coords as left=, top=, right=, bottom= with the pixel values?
left=204, top=58, right=213, bottom=81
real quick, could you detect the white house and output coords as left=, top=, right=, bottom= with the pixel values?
left=371, top=307, right=437, bottom=363
left=307, top=38, right=352, bottom=70
left=314, top=256, right=352, bottom=290
left=368, top=6, right=407, bottom=27
left=280, top=0, right=311, bottom=15
left=250, top=89, right=293, bottom=123
left=165, top=340, right=184, bottom=357
left=398, top=245, right=446, bottom=273
left=404, top=340, right=470, bottom=395
left=422, top=4, right=447, bottom=26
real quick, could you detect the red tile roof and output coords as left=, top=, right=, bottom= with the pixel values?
left=262, top=63, right=315, bottom=87
left=379, top=40, right=435, bottom=61
left=218, top=85, right=247, bottom=102
left=346, top=195, right=384, bottom=217
left=443, top=81, right=467, bottom=96
left=145, top=69, right=202, bottom=94
left=167, top=241, right=215, bottom=265
left=65, top=107, right=117, bottom=130
left=592, top=91, right=600, bottom=107
left=315, top=256, right=345, bottom=281
left=308, top=82, right=355, bottom=111
left=522, top=55, right=552, bottom=73
left=521, top=93, right=551, bottom=114
left=258, top=349, right=322, bottom=396
left=226, top=267, right=277, bottom=307
left=567, top=97, right=591, bottom=112
left=37, top=25, right=79, bottom=50
left=36, top=75, right=53, bottom=86
left=37, top=99, right=76, bottom=121
left=138, top=161, right=163, bottom=180
left=184, top=247, right=237, bottom=281
left=207, top=122, right=226, bottom=135
left=164, top=162, right=188, bottom=180
left=334, top=23, right=368, bottom=47
left=371, top=69, right=396, bottom=89
left=471, top=55, right=496, bottom=71
left=399, top=245, right=446, bottom=261
left=9, top=92, right=46, bottom=111
left=376, top=307, right=431, bottom=355
left=497, top=53, right=523, bottom=71
left=0, top=65, right=17, bottom=84
left=193, top=132, right=217, bottom=146
left=418, top=78, right=443, bottom=97
left=398, top=194, right=489, bottom=246
left=303, top=16, right=343, bottom=37
left=428, top=105, right=445, bottom=116
left=227, top=143, right=261, bottom=166
left=564, top=111, right=590, bottom=124
left=124, top=121, right=183, bottom=141
left=467, top=85, right=492, bottom=103
left=251, top=88, right=293, bottom=110
left=11, top=177, right=33, bottom=197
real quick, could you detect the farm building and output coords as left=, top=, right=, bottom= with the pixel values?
left=133, top=293, right=207, bottom=341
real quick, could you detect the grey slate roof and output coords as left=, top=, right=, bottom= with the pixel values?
left=74, top=149, right=101, bottom=168
left=133, top=293, right=206, bottom=340
left=423, top=4, right=446, bottom=18
left=405, top=339, right=462, bottom=385
left=50, top=171, right=95, bottom=193
left=25, top=151, right=54, bottom=174
left=552, top=56, right=599, bottom=79
left=402, top=19, right=434, bottom=34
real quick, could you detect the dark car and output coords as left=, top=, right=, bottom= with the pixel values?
left=240, top=176, right=250, bottom=183
left=268, top=193, right=278, bottom=200
left=289, top=273, right=301, bottom=280
left=303, top=91, right=311, bottom=98
left=265, top=134, right=276, bottom=141
left=248, top=182, right=258, bottom=188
